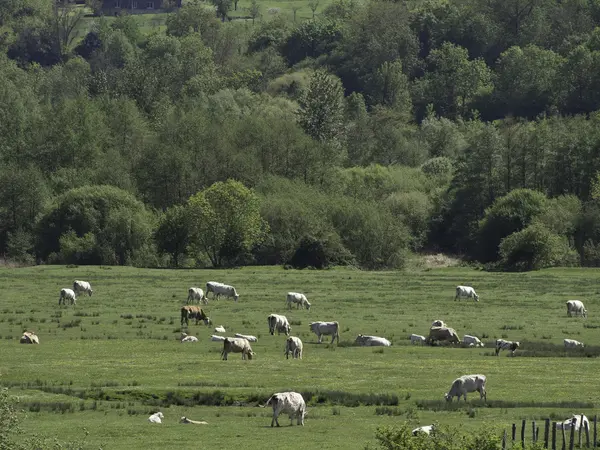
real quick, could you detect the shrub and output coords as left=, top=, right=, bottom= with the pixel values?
left=499, top=223, right=579, bottom=271
left=289, top=234, right=353, bottom=269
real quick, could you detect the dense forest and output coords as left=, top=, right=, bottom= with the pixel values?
left=2, top=0, right=600, bottom=270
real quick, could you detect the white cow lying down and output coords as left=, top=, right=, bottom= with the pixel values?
left=355, top=334, right=391, bottom=347
left=410, top=334, right=426, bottom=345
left=463, top=335, right=484, bottom=347
left=214, top=326, right=226, bottom=333
left=20, top=331, right=39, bottom=344
left=210, top=335, right=227, bottom=342
left=556, top=414, right=589, bottom=431
left=180, top=416, right=208, bottom=425
left=180, top=332, right=198, bottom=343
left=148, top=412, right=164, bottom=423
left=234, top=333, right=258, bottom=342
left=564, top=338, right=584, bottom=349
left=412, top=425, right=434, bottom=436
left=262, top=392, right=306, bottom=427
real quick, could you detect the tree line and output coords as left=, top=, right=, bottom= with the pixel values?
left=2, top=0, right=600, bottom=270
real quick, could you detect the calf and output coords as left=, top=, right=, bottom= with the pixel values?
left=262, top=392, right=306, bottom=427
left=284, top=336, right=303, bottom=359
left=221, top=337, right=255, bottom=360
left=495, top=339, right=520, bottom=356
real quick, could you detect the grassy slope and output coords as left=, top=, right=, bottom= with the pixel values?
left=1, top=265, right=599, bottom=449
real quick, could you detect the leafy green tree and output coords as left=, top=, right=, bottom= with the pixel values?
left=187, top=180, right=268, bottom=267
left=213, top=0, right=232, bottom=22
left=367, top=60, right=412, bottom=117
left=155, top=205, right=189, bottom=267
left=281, top=19, right=342, bottom=66
left=248, top=0, right=261, bottom=24
left=298, top=69, right=345, bottom=145
left=166, top=0, right=221, bottom=41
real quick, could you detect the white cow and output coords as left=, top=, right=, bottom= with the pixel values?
left=286, top=292, right=311, bottom=310
left=355, top=334, right=391, bottom=347
left=556, top=414, right=589, bottom=431
left=566, top=300, right=587, bottom=318
left=445, top=374, right=487, bottom=402
left=187, top=287, right=207, bottom=304
left=310, top=321, right=340, bottom=344
left=20, top=331, right=39, bottom=344
left=455, top=286, right=479, bottom=301
left=463, top=335, right=484, bottom=348
left=234, top=333, right=258, bottom=342
left=206, top=281, right=239, bottom=301
left=495, top=339, right=520, bottom=356
left=210, top=335, right=227, bottom=342
left=268, top=314, right=291, bottom=336
left=284, top=336, right=303, bottom=359
left=262, top=392, right=306, bottom=427
left=214, top=326, right=226, bottom=333
left=564, top=338, right=584, bottom=349
left=410, top=334, right=426, bottom=345
left=148, top=412, right=164, bottom=423
left=412, top=425, right=434, bottom=436
left=180, top=332, right=198, bottom=343
left=73, top=280, right=93, bottom=297
left=431, top=320, right=446, bottom=328
left=180, top=416, right=208, bottom=425
left=221, top=337, right=255, bottom=360
left=59, top=288, right=77, bottom=305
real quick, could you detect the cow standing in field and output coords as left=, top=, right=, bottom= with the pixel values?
left=410, top=334, right=426, bottom=345
left=556, top=414, right=589, bottom=431
left=309, top=321, right=340, bottom=344
left=564, top=338, right=584, bottom=349
left=355, top=334, right=391, bottom=347
left=455, top=286, right=479, bottom=301
left=180, top=306, right=211, bottom=326
left=463, top=335, right=484, bottom=347
left=262, top=392, right=306, bottom=427
left=20, top=331, right=39, bottom=344
left=73, top=280, right=93, bottom=297
left=59, top=288, right=77, bottom=305
left=206, top=281, right=239, bottom=301
left=495, top=339, right=520, bottom=356
left=286, top=292, right=311, bottom=310
left=221, top=337, right=255, bottom=360
left=426, top=326, right=460, bottom=345
left=187, top=287, right=207, bottom=304
left=445, top=375, right=487, bottom=402
left=285, top=336, right=303, bottom=359
left=268, top=314, right=291, bottom=336
left=566, top=300, right=587, bottom=318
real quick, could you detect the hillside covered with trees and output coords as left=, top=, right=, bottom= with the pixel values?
left=2, top=0, right=600, bottom=270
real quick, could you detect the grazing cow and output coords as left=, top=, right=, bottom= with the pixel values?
left=206, top=281, right=239, bottom=301
left=431, top=320, right=446, bottom=328
left=455, top=286, right=479, bottom=302
left=179, top=416, right=208, bottom=425
left=426, top=326, right=460, bottom=345
left=73, top=280, right=93, bottom=297
left=20, top=331, right=39, bottom=344
left=210, top=335, right=227, bottom=342
left=412, top=425, right=434, bottom=436
left=187, top=287, right=207, bottom=305
left=234, top=333, right=258, bottom=342
left=310, top=321, right=340, bottom=344
left=286, top=292, right=311, bottom=310
left=59, top=288, right=77, bottom=305
left=495, top=339, right=520, bottom=356
left=556, top=414, right=589, bottom=431
left=180, top=332, right=198, bottom=343
left=148, top=412, right=164, bottom=423
left=566, top=300, right=587, bottom=318
left=214, top=326, right=226, bottom=333
left=445, top=374, right=487, bottom=402
left=267, top=314, right=291, bottom=336
left=463, top=335, right=484, bottom=348
left=180, top=306, right=211, bottom=326
left=355, top=334, right=391, bottom=347
left=564, top=338, right=584, bottom=349
left=262, top=392, right=306, bottom=427
left=285, top=336, right=303, bottom=359
left=410, top=334, right=426, bottom=345
left=221, top=337, right=255, bottom=360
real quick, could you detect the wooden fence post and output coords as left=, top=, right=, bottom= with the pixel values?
left=580, top=415, right=585, bottom=448
left=522, top=419, right=527, bottom=449
left=513, top=423, right=517, bottom=443
left=552, top=422, right=557, bottom=450
left=571, top=423, right=576, bottom=450
left=563, top=427, right=567, bottom=450
left=533, top=421, right=537, bottom=442
left=586, top=419, right=591, bottom=448
left=502, top=429, right=507, bottom=450
left=594, top=415, right=597, bottom=448
left=545, top=418, right=550, bottom=448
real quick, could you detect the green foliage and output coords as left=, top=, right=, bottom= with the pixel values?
left=281, top=19, right=342, bottom=66
left=499, top=223, right=578, bottom=271
left=289, top=233, right=353, bottom=269
left=155, top=205, right=189, bottom=268
left=478, top=189, right=548, bottom=263
left=187, top=180, right=268, bottom=267
left=420, top=157, right=453, bottom=180
left=36, top=185, right=154, bottom=265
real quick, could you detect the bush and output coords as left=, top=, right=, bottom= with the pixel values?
left=420, top=157, right=454, bottom=180
left=289, top=234, right=353, bottom=269
left=499, top=223, right=579, bottom=271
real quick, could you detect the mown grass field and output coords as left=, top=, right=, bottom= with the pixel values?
left=1, top=265, right=600, bottom=449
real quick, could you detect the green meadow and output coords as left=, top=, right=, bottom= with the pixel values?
left=1, top=265, right=599, bottom=449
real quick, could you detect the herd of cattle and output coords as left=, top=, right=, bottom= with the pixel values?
left=21, top=279, right=590, bottom=430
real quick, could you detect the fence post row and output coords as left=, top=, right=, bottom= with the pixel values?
left=506, top=418, right=599, bottom=450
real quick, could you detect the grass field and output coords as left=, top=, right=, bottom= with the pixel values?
left=1, top=265, right=600, bottom=449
